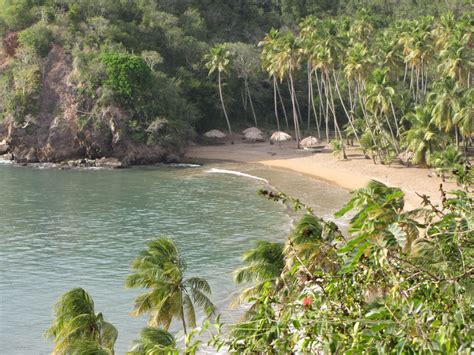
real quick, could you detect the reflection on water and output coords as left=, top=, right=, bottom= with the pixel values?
left=0, top=163, right=348, bottom=354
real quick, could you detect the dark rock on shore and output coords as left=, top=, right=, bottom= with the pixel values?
left=0, top=139, right=9, bottom=155
left=0, top=45, right=183, bottom=167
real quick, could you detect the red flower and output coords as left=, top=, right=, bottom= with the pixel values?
left=303, top=297, right=313, bottom=307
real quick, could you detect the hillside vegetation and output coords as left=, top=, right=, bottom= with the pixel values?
left=0, top=0, right=472, bottom=166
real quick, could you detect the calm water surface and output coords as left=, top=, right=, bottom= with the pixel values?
left=0, top=162, right=348, bottom=354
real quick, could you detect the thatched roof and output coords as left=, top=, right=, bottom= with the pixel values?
left=300, top=136, right=320, bottom=148
left=270, top=131, right=292, bottom=142
left=204, top=129, right=226, bottom=138
left=242, top=127, right=262, bottom=135
left=244, top=130, right=264, bottom=142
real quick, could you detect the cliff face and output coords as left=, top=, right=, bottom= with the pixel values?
left=0, top=44, right=180, bottom=165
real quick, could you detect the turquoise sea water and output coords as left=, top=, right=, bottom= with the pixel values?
left=0, top=162, right=348, bottom=354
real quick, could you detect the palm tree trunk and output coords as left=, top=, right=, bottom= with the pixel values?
left=357, top=81, right=381, bottom=163
left=288, top=77, right=303, bottom=127
left=383, top=113, right=399, bottom=154
left=455, top=126, right=459, bottom=148
left=389, top=98, right=400, bottom=138
left=245, top=77, right=258, bottom=127
left=314, top=70, right=326, bottom=140
left=309, top=69, right=321, bottom=139
left=325, top=71, right=347, bottom=159
left=332, top=70, right=361, bottom=144
left=276, top=81, right=289, bottom=130
left=307, top=61, right=312, bottom=131
left=241, top=89, right=247, bottom=111
left=273, top=76, right=280, bottom=131
left=218, top=71, right=233, bottom=144
left=180, top=296, right=187, bottom=336
left=289, top=72, right=301, bottom=148
left=320, top=74, right=330, bottom=142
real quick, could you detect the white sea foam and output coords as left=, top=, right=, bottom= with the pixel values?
left=206, top=168, right=269, bottom=183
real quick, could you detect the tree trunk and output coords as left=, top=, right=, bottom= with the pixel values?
left=389, top=98, right=400, bottom=138
left=309, top=69, right=320, bottom=139
left=332, top=70, right=361, bottom=144
left=180, top=296, right=187, bottom=336
left=241, top=89, right=247, bottom=111
left=273, top=76, right=281, bottom=131
left=276, top=81, right=289, bottom=130
left=314, top=71, right=327, bottom=141
left=218, top=71, right=233, bottom=144
left=383, top=112, right=399, bottom=154
left=288, top=77, right=303, bottom=127
left=325, top=71, right=347, bottom=159
left=245, top=78, right=258, bottom=127
left=289, top=72, right=301, bottom=148
left=307, top=61, right=312, bottom=131
left=357, top=81, right=381, bottom=163
left=320, top=74, right=330, bottom=143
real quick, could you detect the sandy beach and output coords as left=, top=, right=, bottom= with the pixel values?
left=184, top=138, right=459, bottom=210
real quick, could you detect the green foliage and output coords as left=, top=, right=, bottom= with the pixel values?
left=330, top=139, right=342, bottom=158
left=125, top=237, right=216, bottom=333
left=18, top=22, right=53, bottom=56
left=2, top=47, right=41, bottom=123
left=1, top=0, right=38, bottom=31
left=430, top=145, right=465, bottom=181
left=221, top=180, right=473, bottom=353
left=127, top=327, right=177, bottom=354
left=233, top=241, right=285, bottom=306
left=100, top=52, right=152, bottom=107
left=1, top=0, right=471, bottom=154
left=45, top=288, right=117, bottom=354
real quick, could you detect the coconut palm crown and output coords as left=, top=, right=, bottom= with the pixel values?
left=125, top=237, right=215, bottom=335
left=45, top=287, right=118, bottom=354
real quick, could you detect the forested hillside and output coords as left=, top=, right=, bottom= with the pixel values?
left=0, top=0, right=472, bottom=165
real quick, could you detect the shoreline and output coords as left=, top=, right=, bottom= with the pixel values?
left=184, top=140, right=459, bottom=210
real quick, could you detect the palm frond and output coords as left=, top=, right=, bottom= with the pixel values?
left=191, top=288, right=216, bottom=316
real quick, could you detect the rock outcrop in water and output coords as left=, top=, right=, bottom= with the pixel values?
left=0, top=45, right=182, bottom=166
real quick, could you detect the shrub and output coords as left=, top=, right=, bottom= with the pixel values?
left=18, top=22, right=53, bottom=56
left=3, top=51, right=41, bottom=123
left=1, top=0, right=37, bottom=31
left=100, top=52, right=152, bottom=107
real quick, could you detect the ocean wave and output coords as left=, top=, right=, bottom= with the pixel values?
left=206, top=168, right=269, bottom=184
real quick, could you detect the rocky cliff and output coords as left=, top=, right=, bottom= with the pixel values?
left=0, top=44, right=181, bottom=166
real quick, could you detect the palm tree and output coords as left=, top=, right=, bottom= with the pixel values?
left=125, top=238, right=215, bottom=335
left=204, top=44, right=234, bottom=143
left=453, top=89, right=474, bottom=150
left=429, top=77, right=462, bottom=145
left=430, top=145, right=464, bottom=182
left=285, top=214, right=341, bottom=275
left=259, top=28, right=287, bottom=131
left=365, top=68, right=400, bottom=152
left=350, top=13, right=374, bottom=45
left=127, top=327, right=177, bottom=354
left=234, top=241, right=285, bottom=305
left=226, top=42, right=261, bottom=128
left=438, top=31, right=473, bottom=88
left=402, top=105, right=443, bottom=167
left=399, top=17, right=434, bottom=102
left=45, top=288, right=118, bottom=354
left=272, top=31, right=302, bottom=147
